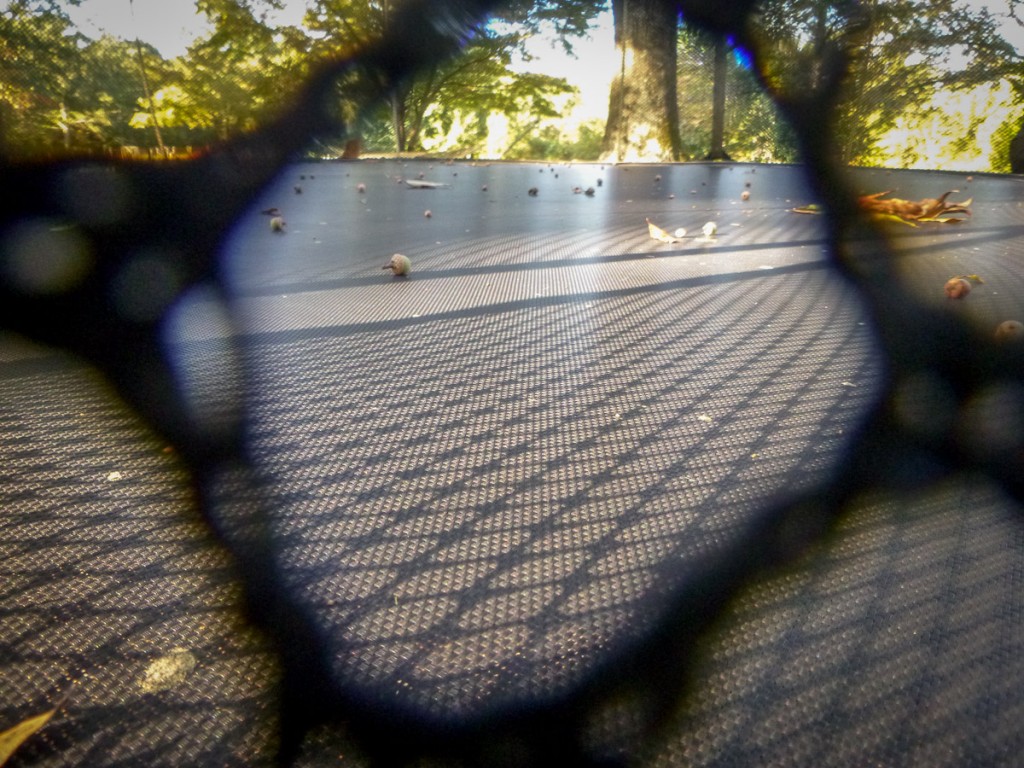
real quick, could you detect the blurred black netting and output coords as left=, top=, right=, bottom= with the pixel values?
left=2, top=0, right=1024, bottom=766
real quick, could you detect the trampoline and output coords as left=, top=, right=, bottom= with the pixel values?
left=4, top=157, right=1024, bottom=766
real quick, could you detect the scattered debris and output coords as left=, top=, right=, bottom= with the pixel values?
left=995, top=320, right=1024, bottom=342
left=270, top=216, right=286, bottom=232
left=858, top=190, right=972, bottom=224
left=404, top=179, right=449, bottom=189
left=383, top=253, right=411, bottom=276
left=356, top=183, right=366, bottom=193
left=528, top=188, right=539, bottom=197
left=646, top=218, right=680, bottom=244
left=701, top=221, right=718, bottom=239
left=424, top=210, right=432, bottom=218
left=140, top=648, right=197, bottom=693
left=791, top=203, right=822, bottom=214
left=0, top=689, right=70, bottom=765
left=944, top=277, right=971, bottom=298
left=794, top=192, right=972, bottom=225
left=944, top=274, right=983, bottom=298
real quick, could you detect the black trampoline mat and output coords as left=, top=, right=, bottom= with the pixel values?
left=3, top=161, right=1024, bottom=765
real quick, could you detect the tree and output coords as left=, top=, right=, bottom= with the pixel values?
left=749, top=0, right=1017, bottom=166
left=0, top=0, right=84, bottom=157
left=676, top=24, right=797, bottom=163
left=397, top=41, right=573, bottom=154
left=67, top=35, right=170, bottom=154
left=601, top=0, right=682, bottom=162
left=120, top=0, right=314, bottom=153
left=705, top=33, right=729, bottom=160
left=303, top=0, right=599, bottom=155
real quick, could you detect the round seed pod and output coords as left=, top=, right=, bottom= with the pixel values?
left=383, top=253, right=411, bottom=276
left=994, top=320, right=1024, bottom=342
left=944, top=277, right=971, bottom=298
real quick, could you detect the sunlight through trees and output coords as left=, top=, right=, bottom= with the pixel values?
left=2, top=0, right=1022, bottom=169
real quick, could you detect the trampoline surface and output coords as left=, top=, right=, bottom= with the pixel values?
left=3, top=160, right=1024, bottom=766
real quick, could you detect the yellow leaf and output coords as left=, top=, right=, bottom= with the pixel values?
left=869, top=212, right=917, bottom=227
left=646, top=218, right=679, bottom=244
left=0, top=708, right=57, bottom=765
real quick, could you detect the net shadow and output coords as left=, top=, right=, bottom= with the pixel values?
left=2, top=1, right=1024, bottom=766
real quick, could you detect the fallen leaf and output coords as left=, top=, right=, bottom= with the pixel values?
left=0, top=688, right=70, bottom=767
left=953, top=273, right=984, bottom=284
left=646, top=218, right=679, bottom=244
left=791, top=192, right=972, bottom=224
left=1, top=711, right=56, bottom=765
left=857, top=190, right=972, bottom=224
left=404, top=179, right=449, bottom=189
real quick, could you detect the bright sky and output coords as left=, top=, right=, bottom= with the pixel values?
left=65, top=0, right=617, bottom=120
left=66, top=0, right=217, bottom=55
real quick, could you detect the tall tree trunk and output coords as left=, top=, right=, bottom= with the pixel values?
left=601, top=0, right=682, bottom=162
left=1010, top=125, right=1024, bottom=174
left=391, top=92, right=407, bottom=153
left=705, top=34, right=731, bottom=160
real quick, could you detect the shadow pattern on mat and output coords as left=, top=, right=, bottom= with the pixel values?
left=2, top=1, right=1024, bottom=766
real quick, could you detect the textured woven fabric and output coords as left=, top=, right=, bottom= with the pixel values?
left=4, top=160, right=1022, bottom=765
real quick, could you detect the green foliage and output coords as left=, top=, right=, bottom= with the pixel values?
left=991, top=107, right=1024, bottom=174
left=750, top=0, right=1020, bottom=167
left=2, top=0, right=1021, bottom=168
left=303, top=0, right=591, bottom=154
left=677, top=25, right=798, bottom=163
left=504, top=118, right=604, bottom=161
left=495, top=0, right=608, bottom=54
left=69, top=36, right=169, bottom=151
left=173, top=0, right=311, bottom=141
left=0, top=1, right=83, bottom=155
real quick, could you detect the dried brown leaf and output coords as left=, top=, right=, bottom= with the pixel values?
left=857, top=190, right=971, bottom=224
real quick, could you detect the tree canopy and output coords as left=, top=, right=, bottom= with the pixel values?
left=1, top=0, right=1023, bottom=170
